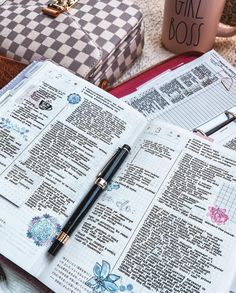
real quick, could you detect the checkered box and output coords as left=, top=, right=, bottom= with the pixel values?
left=0, top=0, right=144, bottom=86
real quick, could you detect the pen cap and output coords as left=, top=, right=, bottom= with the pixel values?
left=122, top=144, right=131, bottom=152
left=101, top=144, right=130, bottom=183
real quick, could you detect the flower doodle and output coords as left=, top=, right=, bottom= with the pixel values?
left=208, top=206, right=229, bottom=225
left=67, top=93, right=81, bottom=104
left=27, top=214, right=61, bottom=246
left=85, top=260, right=120, bottom=293
left=0, top=117, right=29, bottom=141
left=107, top=182, right=120, bottom=192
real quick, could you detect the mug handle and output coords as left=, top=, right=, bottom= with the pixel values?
left=217, top=23, right=236, bottom=37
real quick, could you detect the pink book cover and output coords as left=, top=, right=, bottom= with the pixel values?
left=109, top=52, right=201, bottom=98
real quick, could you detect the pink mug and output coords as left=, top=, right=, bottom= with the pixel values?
left=162, top=0, right=236, bottom=54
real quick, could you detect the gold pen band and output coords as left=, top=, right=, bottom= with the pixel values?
left=56, top=231, right=69, bottom=244
left=95, top=178, right=107, bottom=189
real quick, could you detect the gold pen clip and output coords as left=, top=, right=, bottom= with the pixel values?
left=42, top=0, right=79, bottom=17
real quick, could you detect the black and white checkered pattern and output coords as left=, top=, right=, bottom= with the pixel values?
left=91, top=22, right=144, bottom=85
left=0, top=0, right=144, bottom=84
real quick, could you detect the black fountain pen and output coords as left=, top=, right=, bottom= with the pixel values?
left=48, top=144, right=131, bottom=256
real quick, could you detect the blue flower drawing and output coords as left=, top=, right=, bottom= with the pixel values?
left=107, top=182, right=120, bottom=192
left=26, top=214, right=61, bottom=246
left=67, top=93, right=81, bottom=104
left=0, top=117, right=29, bottom=141
left=85, top=260, right=120, bottom=293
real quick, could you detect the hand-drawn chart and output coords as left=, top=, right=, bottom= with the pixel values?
left=214, top=184, right=236, bottom=223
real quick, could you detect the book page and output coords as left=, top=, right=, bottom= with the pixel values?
left=0, top=61, right=147, bottom=275
left=123, top=50, right=236, bottom=131
left=40, top=120, right=236, bottom=293
left=210, top=121, right=236, bottom=151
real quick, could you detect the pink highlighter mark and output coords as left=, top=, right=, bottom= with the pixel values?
left=208, top=207, right=229, bottom=225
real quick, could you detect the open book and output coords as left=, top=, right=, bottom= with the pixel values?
left=1, top=60, right=236, bottom=293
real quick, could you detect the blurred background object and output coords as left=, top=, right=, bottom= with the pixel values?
left=117, top=0, right=236, bottom=85
left=221, top=0, right=236, bottom=25
left=0, top=56, right=26, bottom=89
left=0, top=264, right=6, bottom=283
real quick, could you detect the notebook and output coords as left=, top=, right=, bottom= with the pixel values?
left=119, top=50, right=236, bottom=152
left=1, top=58, right=236, bottom=293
